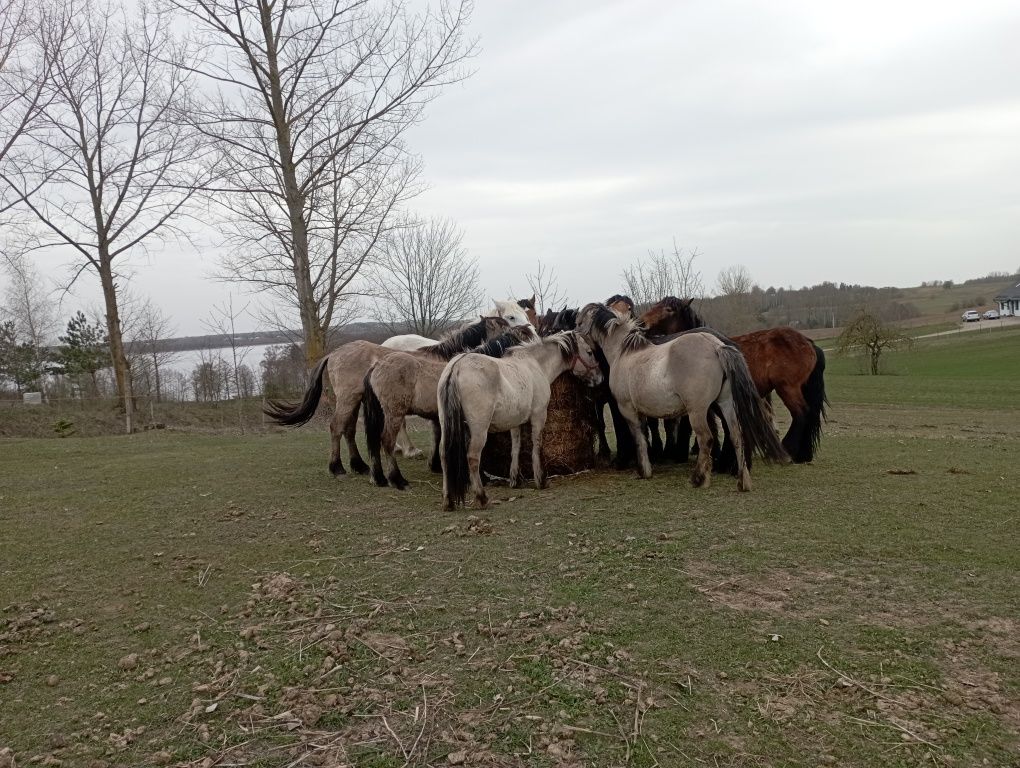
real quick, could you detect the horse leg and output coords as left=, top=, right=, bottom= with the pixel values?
left=688, top=410, right=715, bottom=489
left=395, top=418, right=423, bottom=459
left=675, top=415, right=693, bottom=463
left=618, top=403, right=652, bottom=479
left=595, top=398, right=612, bottom=460
left=530, top=412, right=548, bottom=489
left=328, top=408, right=346, bottom=476
left=608, top=395, right=636, bottom=469
left=466, top=424, right=489, bottom=508
left=713, top=406, right=738, bottom=475
left=508, top=427, right=524, bottom=488
left=776, top=383, right=810, bottom=463
left=647, top=417, right=664, bottom=462
left=341, top=399, right=369, bottom=475
left=429, top=419, right=442, bottom=473
left=382, top=409, right=409, bottom=490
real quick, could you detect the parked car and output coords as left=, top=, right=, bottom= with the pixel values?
left=983, top=309, right=1000, bottom=320
left=962, top=310, right=981, bottom=322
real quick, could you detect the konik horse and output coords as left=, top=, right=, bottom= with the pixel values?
left=264, top=316, right=511, bottom=476
left=577, top=303, right=788, bottom=490
left=362, top=324, right=537, bottom=489
left=640, top=297, right=828, bottom=463
left=438, top=332, right=603, bottom=510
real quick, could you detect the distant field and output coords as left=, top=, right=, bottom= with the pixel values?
left=1, top=330, right=1018, bottom=767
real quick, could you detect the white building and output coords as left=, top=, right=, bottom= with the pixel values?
left=994, top=281, right=1020, bottom=315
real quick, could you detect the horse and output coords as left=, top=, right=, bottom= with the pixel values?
left=640, top=297, right=828, bottom=463
left=577, top=303, right=788, bottom=490
left=263, top=316, right=511, bottom=477
left=362, top=324, right=538, bottom=489
left=438, top=332, right=603, bottom=510
left=492, top=298, right=536, bottom=329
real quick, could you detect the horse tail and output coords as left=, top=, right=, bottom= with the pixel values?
left=440, top=367, right=470, bottom=507
left=716, top=345, right=789, bottom=464
left=796, top=344, right=829, bottom=462
left=263, top=356, right=329, bottom=426
left=362, top=368, right=387, bottom=486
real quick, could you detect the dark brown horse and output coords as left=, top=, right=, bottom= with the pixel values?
left=640, top=297, right=828, bottom=463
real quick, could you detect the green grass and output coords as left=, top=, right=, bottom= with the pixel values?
left=1, top=330, right=1018, bottom=767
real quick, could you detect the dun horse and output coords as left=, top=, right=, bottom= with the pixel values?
left=438, top=332, right=603, bottom=510
left=264, top=316, right=510, bottom=476
left=640, top=297, right=828, bottom=463
left=362, top=324, right=537, bottom=489
left=577, top=303, right=788, bottom=490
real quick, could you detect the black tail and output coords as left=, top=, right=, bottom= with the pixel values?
left=362, top=369, right=388, bottom=486
left=440, top=370, right=470, bottom=507
left=263, top=356, right=329, bottom=426
left=790, top=344, right=828, bottom=463
left=717, top=345, right=789, bottom=464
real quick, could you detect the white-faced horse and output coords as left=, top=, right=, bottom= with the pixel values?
left=438, top=331, right=603, bottom=510
left=576, top=303, right=788, bottom=491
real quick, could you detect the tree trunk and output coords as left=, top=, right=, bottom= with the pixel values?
left=151, top=350, right=162, bottom=402
left=257, top=0, right=324, bottom=371
left=99, top=261, right=134, bottom=433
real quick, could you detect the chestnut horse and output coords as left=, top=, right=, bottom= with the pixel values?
left=640, top=297, right=828, bottom=463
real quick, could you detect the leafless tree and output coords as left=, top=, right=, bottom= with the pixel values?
left=717, top=265, right=755, bottom=296
left=2, top=0, right=205, bottom=433
left=203, top=295, right=252, bottom=431
left=166, top=0, right=475, bottom=367
left=622, top=240, right=704, bottom=310
left=836, top=310, right=912, bottom=375
left=370, top=217, right=482, bottom=336
left=126, top=298, right=178, bottom=403
left=1, top=250, right=58, bottom=351
left=523, top=260, right=567, bottom=314
left=0, top=0, right=57, bottom=219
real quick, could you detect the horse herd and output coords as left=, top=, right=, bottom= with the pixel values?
left=265, top=296, right=828, bottom=510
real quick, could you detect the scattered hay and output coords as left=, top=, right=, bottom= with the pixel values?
left=482, top=373, right=597, bottom=478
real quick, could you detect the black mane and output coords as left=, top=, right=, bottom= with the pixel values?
left=472, top=326, right=535, bottom=358
left=424, top=317, right=507, bottom=360
left=660, top=296, right=706, bottom=330
left=605, top=294, right=635, bottom=313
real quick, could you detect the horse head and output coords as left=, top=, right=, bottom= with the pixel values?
left=491, top=298, right=535, bottom=328
left=639, top=296, right=703, bottom=336
left=516, top=295, right=539, bottom=327
left=560, top=331, right=603, bottom=387
left=605, top=294, right=635, bottom=318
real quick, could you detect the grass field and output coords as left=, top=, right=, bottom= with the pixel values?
left=2, top=330, right=1019, bottom=767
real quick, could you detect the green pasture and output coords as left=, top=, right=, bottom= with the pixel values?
left=1, top=330, right=1018, bottom=767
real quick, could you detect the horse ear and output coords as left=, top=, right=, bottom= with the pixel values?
left=684, top=298, right=693, bottom=307
left=529, top=293, right=536, bottom=306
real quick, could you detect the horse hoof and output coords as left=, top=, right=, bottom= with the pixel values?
left=475, top=495, right=489, bottom=509
left=350, top=457, right=370, bottom=475
left=442, top=501, right=455, bottom=512
left=404, top=448, right=424, bottom=459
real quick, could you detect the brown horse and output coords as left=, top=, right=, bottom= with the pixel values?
left=362, top=324, right=537, bottom=489
left=640, top=297, right=828, bottom=463
left=263, top=316, right=511, bottom=476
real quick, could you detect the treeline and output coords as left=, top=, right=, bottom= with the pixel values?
left=699, top=281, right=921, bottom=335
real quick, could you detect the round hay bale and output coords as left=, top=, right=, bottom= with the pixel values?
left=481, top=373, right=597, bottom=478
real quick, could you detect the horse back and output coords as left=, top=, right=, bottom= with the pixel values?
left=731, top=327, right=816, bottom=393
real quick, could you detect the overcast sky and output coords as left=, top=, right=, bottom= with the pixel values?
left=18, top=0, right=1020, bottom=334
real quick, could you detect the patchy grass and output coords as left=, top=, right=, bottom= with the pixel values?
left=1, top=336, right=1019, bottom=767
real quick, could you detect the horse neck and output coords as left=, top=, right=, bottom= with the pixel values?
left=523, top=340, right=570, bottom=382
left=595, top=326, right=629, bottom=365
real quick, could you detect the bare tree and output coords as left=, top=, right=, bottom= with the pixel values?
left=524, top=260, right=567, bottom=314
left=836, top=310, right=912, bottom=375
left=203, top=295, right=252, bottom=431
left=1, top=250, right=57, bottom=355
left=126, top=298, right=177, bottom=403
left=0, top=0, right=56, bottom=218
left=370, top=217, right=482, bottom=336
left=167, top=0, right=475, bottom=366
left=717, top=265, right=755, bottom=296
left=2, top=0, right=204, bottom=433
left=622, top=240, right=704, bottom=310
